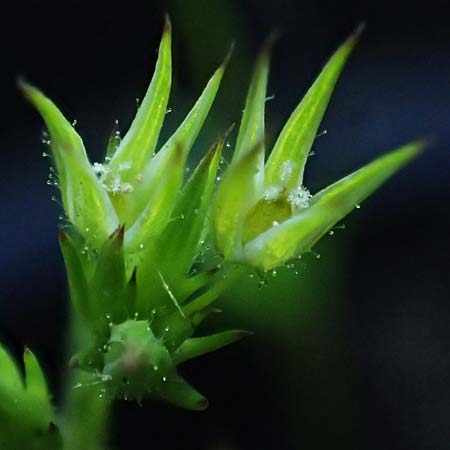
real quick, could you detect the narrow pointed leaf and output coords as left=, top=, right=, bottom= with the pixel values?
left=23, top=347, right=49, bottom=403
left=232, top=36, right=274, bottom=191
left=156, top=374, right=208, bottom=411
left=173, top=330, right=251, bottom=365
left=183, top=266, right=246, bottom=316
left=0, top=343, right=22, bottom=390
left=108, top=17, right=172, bottom=177
left=265, top=26, right=362, bottom=190
left=213, top=143, right=262, bottom=260
left=58, top=228, right=91, bottom=321
left=20, top=81, right=118, bottom=241
left=91, top=225, right=126, bottom=321
left=245, top=140, right=424, bottom=270
left=125, top=145, right=184, bottom=254
left=128, top=62, right=226, bottom=225
left=157, top=138, right=223, bottom=279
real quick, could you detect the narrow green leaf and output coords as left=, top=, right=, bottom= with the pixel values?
left=213, top=143, right=262, bottom=260
left=0, top=343, right=22, bottom=390
left=245, top=140, right=425, bottom=271
left=20, top=81, right=118, bottom=241
left=23, top=347, right=49, bottom=403
left=91, top=225, right=126, bottom=322
left=125, top=145, right=184, bottom=254
left=232, top=35, right=274, bottom=191
left=156, top=374, right=208, bottom=411
left=183, top=266, right=246, bottom=316
left=265, top=25, right=363, bottom=191
left=173, top=330, right=251, bottom=365
left=127, top=61, right=227, bottom=226
left=157, top=138, right=223, bottom=279
left=58, top=228, right=91, bottom=321
left=108, top=16, right=172, bottom=179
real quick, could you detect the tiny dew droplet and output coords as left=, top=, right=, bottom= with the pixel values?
left=139, top=243, right=144, bottom=249
left=329, top=230, right=334, bottom=235
left=355, top=204, right=361, bottom=209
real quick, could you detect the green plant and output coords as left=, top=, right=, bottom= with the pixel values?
left=1, top=17, right=423, bottom=449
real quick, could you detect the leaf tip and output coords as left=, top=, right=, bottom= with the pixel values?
left=197, top=397, right=209, bottom=410
left=163, top=12, right=172, bottom=33
left=350, top=21, right=366, bottom=43
left=221, top=41, right=235, bottom=70
left=261, top=30, right=280, bottom=57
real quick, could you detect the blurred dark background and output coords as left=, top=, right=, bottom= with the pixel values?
left=1, top=0, right=449, bottom=449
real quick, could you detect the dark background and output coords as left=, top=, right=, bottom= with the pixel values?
left=1, top=1, right=449, bottom=449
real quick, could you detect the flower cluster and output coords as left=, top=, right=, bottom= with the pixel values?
left=20, top=18, right=422, bottom=409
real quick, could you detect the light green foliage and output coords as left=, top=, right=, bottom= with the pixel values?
left=5, top=19, right=421, bottom=443
left=0, top=343, right=62, bottom=450
left=212, top=24, right=424, bottom=270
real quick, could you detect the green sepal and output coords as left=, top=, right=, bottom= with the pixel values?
left=91, top=225, right=127, bottom=323
left=213, top=143, right=263, bottom=261
left=108, top=16, right=172, bottom=179
left=155, top=374, right=209, bottom=411
left=242, top=196, right=291, bottom=244
left=183, top=266, right=246, bottom=316
left=264, top=25, right=363, bottom=190
left=173, top=330, right=252, bottom=365
left=156, top=138, right=223, bottom=280
left=58, top=228, right=91, bottom=322
left=125, top=145, right=184, bottom=255
left=232, top=35, right=275, bottom=192
left=245, top=140, right=425, bottom=271
left=125, top=59, right=227, bottom=226
left=19, top=81, right=118, bottom=243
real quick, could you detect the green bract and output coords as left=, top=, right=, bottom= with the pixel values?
left=20, top=19, right=422, bottom=410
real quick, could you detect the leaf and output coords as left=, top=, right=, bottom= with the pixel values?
left=91, top=225, right=127, bottom=322
left=23, top=347, right=49, bottom=403
left=127, top=58, right=228, bottom=226
left=183, top=266, right=246, bottom=316
left=58, top=228, right=91, bottom=321
left=245, top=140, right=425, bottom=271
left=0, top=343, right=22, bottom=390
left=264, top=24, right=363, bottom=191
left=20, top=81, right=119, bottom=242
left=155, top=374, right=208, bottom=411
left=108, top=16, right=172, bottom=180
left=157, top=138, right=223, bottom=280
left=173, top=330, right=251, bottom=365
left=213, top=143, right=263, bottom=260
left=125, top=145, right=184, bottom=254
left=232, top=35, right=275, bottom=192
